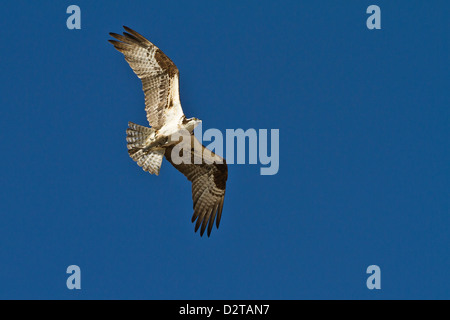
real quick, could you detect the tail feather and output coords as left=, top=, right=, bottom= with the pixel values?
left=130, top=148, right=165, bottom=175
left=126, top=122, right=164, bottom=175
left=126, top=122, right=155, bottom=149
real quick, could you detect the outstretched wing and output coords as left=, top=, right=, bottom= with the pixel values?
left=109, top=26, right=184, bottom=129
left=165, top=135, right=228, bottom=237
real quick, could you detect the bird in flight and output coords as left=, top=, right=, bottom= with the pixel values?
left=109, top=26, right=228, bottom=237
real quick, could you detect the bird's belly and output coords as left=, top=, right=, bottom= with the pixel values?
left=158, top=123, right=191, bottom=146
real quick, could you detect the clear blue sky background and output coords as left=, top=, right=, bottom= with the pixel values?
left=0, top=1, right=448, bottom=299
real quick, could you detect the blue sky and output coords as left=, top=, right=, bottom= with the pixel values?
left=0, top=1, right=448, bottom=299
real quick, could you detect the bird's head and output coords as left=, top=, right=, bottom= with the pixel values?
left=184, top=117, right=202, bottom=132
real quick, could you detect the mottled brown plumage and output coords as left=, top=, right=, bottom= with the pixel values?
left=165, top=136, right=227, bottom=237
left=109, top=27, right=228, bottom=237
left=109, top=26, right=182, bottom=130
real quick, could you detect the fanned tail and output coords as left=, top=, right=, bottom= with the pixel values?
left=126, top=122, right=164, bottom=175
left=126, top=122, right=154, bottom=149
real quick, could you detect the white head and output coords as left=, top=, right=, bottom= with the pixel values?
left=183, top=117, right=202, bottom=132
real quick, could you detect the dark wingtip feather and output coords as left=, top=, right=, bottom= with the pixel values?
left=207, top=205, right=218, bottom=237
left=108, top=40, right=123, bottom=50
left=123, top=26, right=139, bottom=37
left=194, top=218, right=202, bottom=233
left=200, top=220, right=208, bottom=237
left=200, top=207, right=215, bottom=237
left=121, top=26, right=152, bottom=45
left=216, top=198, right=224, bottom=228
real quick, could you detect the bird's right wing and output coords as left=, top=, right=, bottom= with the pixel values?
left=109, top=26, right=184, bottom=129
left=165, top=135, right=228, bottom=237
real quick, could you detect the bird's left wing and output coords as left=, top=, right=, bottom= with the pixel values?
left=109, top=26, right=184, bottom=129
left=165, top=135, right=228, bottom=237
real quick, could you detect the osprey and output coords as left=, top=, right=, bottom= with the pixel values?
left=109, top=26, right=228, bottom=237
